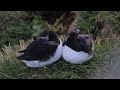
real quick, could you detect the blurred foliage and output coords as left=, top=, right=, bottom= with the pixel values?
left=78, top=11, right=120, bottom=35
left=0, top=11, right=120, bottom=48
left=0, top=12, right=43, bottom=48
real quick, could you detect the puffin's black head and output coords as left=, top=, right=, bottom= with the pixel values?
left=39, top=30, right=59, bottom=43
left=65, top=32, right=80, bottom=51
left=39, top=30, right=49, bottom=37
left=39, top=30, right=49, bottom=40
left=68, top=28, right=80, bottom=39
left=68, top=32, right=78, bottom=38
left=66, top=32, right=93, bottom=53
left=48, top=31, right=58, bottom=40
left=48, top=31, right=60, bottom=44
left=34, top=30, right=49, bottom=40
left=64, top=32, right=78, bottom=45
left=34, top=30, right=60, bottom=44
left=40, top=30, right=60, bottom=41
left=78, top=35, right=93, bottom=53
left=78, top=36, right=87, bottom=45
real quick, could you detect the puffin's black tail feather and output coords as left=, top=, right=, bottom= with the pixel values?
left=18, top=50, right=26, bottom=53
left=17, top=54, right=34, bottom=60
left=17, top=54, right=25, bottom=60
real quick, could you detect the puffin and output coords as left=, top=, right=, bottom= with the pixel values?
left=62, top=30, right=94, bottom=64
left=17, top=30, right=63, bottom=68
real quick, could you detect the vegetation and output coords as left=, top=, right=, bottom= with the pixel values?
left=0, top=11, right=43, bottom=48
left=0, top=11, right=120, bottom=79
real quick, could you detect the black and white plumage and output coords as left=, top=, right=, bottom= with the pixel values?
left=17, top=30, right=63, bottom=68
left=62, top=31, right=94, bottom=64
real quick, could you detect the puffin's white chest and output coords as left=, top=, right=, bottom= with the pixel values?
left=62, top=45, right=93, bottom=64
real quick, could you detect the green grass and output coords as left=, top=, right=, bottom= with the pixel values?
left=0, top=38, right=116, bottom=79
left=0, top=11, right=43, bottom=48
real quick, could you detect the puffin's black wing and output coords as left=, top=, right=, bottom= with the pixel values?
left=18, top=39, right=58, bottom=61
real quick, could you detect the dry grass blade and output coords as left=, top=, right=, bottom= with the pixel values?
left=0, top=71, right=16, bottom=79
